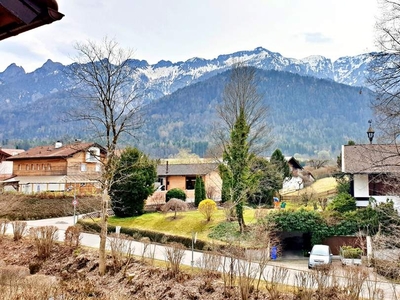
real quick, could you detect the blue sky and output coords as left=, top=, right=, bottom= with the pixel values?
left=0, top=0, right=379, bottom=73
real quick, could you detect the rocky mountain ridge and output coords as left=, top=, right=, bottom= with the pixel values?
left=0, top=47, right=375, bottom=156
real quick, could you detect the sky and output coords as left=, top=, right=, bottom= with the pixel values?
left=0, top=0, right=380, bottom=73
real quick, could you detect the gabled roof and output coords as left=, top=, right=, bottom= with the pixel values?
left=6, top=142, right=106, bottom=161
left=0, top=148, right=25, bottom=156
left=157, top=163, right=219, bottom=176
left=342, top=144, right=400, bottom=174
left=0, top=0, right=64, bottom=41
left=288, top=157, right=303, bottom=170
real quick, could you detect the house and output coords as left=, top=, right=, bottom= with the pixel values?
left=0, top=0, right=64, bottom=41
left=282, top=157, right=315, bottom=191
left=341, top=144, right=400, bottom=209
left=148, top=162, right=222, bottom=204
left=0, top=148, right=25, bottom=181
left=1, top=141, right=106, bottom=194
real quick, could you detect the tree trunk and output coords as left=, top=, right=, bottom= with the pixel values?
left=98, top=187, right=109, bottom=275
left=236, top=201, right=246, bottom=233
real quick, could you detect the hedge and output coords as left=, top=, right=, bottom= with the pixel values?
left=77, top=219, right=208, bottom=251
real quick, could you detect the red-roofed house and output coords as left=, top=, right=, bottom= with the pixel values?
left=2, top=141, right=106, bottom=194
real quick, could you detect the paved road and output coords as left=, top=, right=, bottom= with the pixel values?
left=5, top=216, right=400, bottom=299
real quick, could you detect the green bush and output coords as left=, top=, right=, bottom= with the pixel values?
left=77, top=219, right=208, bottom=251
left=166, top=188, right=186, bottom=202
left=340, top=246, right=362, bottom=258
left=328, top=192, right=356, bottom=213
left=265, top=209, right=359, bottom=245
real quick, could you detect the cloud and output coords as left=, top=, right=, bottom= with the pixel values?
left=303, top=32, right=332, bottom=44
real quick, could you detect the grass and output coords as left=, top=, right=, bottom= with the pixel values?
left=108, top=208, right=260, bottom=242
left=281, top=177, right=337, bottom=198
left=107, top=177, right=338, bottom=242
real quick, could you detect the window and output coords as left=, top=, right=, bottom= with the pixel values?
left=185, top=176, right=196, bottom=190
left=47, top=164, right=51, bottom=171
left=26, top=164, right=29, bottom=170
left=86, top=147, right=100, bottom=162
left=95, top=163, right=101, bottom=172
left=81, top=163, right=87, bottom=172
left=31, top=164, right=34, bottom=170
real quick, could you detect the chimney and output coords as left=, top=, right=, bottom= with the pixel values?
left=55, top=141, right=62, bottom=149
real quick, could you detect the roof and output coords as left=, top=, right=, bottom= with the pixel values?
left=1, top=175, right=99, bottom=184
left=342, top=144, right=400, bottom=174
left=6, top=142, right=106, bottom=161
left=0, top=0, right=64, bottom=41
left=288, top=157, right=303, bottom=170
left=0, top=148, right=25, bottom=156
left=157, top=163, right=219, bottom=176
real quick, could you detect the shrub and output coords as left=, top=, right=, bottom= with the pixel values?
left=340, top=246, right=362, bottom=259
left=328, top=192, right=356, bottom=213
left=64, top=225, right=82, bottom=249
left=11, top=221, right=27, bottom=241
left=161, top=198, right=188, bottom=219
left=77, top=219, right=209, bottom=250
left=164, top=242, right=185, bottom=277
left=0, top=218, right=9, bottom=241
left=29, top=226, right=58, bottom=259
left=198, top=199, right=217, bottom=222
left=166, top=188, right=186, bottom=202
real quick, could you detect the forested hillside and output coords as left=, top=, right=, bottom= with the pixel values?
left=139, top=69, right=373, bottom=157
left=0, top=67, right=373, bottom=158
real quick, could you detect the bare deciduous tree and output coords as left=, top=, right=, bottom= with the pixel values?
left=215, top=64, right=271, bottom=155
left=369, top=0, right=400, bottom=141
left=69, top=37, right=143, bottom=275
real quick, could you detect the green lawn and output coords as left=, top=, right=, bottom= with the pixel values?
left=108, top=208, right=259, bottom=242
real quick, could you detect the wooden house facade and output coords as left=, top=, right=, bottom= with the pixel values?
left=342, top=144, right=400, bottom=209
left=2, top=141, right=106, bottom=194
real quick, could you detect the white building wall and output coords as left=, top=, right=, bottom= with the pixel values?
left=353, top=174, right=369, bottom=198
left=0, top=161, right=13, bottom=175
left=282, top=176, right=303, bottom=191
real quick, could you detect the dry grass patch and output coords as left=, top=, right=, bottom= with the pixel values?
left=0, top=193, right=102, bottom=220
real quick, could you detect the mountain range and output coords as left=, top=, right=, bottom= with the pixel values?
left=0, top=47, right=375, bottom=157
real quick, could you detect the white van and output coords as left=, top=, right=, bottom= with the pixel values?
left=308, top=244, right=332, bottom=269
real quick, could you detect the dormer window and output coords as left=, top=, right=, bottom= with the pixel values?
left=86, top=147, right=100, bottom=162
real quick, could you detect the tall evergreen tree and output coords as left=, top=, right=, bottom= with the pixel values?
left=250, top=156, right=283, bottom=206
left=270, top=149, right=290, bottom=184
left=200, top=177, right=206, bottom=201
left=110, top=147, right=157, bottom=217
left=194, top=176, right=202, bottom=207
left=216, top=64, right=270, bottom=233
left=220, top=108, right=258, bottom=232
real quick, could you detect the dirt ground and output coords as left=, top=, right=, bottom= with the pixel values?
left=0, top=194, right=102, bottom=220
left=1, top=235, right=386, bottom=299
left=0, top=236, right=288, bottom=300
